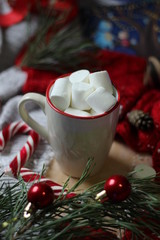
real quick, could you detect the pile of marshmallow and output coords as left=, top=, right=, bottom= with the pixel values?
left=50, top=70, right=117, bottom=117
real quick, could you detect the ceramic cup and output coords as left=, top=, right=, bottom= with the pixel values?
left=18, top=74, right=120, bottom=178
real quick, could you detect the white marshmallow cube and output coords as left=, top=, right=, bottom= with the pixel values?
left=69, top=69, right=90, bottom=84
left=50, top=77, right=71, bottom=111
left=89, top=70, right=113, bottom=94
left=86, top=87, right=116, bottom=114
left=65, top=107, right=91, bottom=117
left=71, top=82, right=94, bottom=110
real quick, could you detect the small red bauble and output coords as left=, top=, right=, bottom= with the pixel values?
left=27, top=182, right=54, bottom=209
left=104, top=175, right=131, bottom=202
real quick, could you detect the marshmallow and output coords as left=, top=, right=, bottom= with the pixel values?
left=89, top=70, right=113, bottom=94
left=64, top=107, right=91, bottom=117
left=69, top=69, right=90, bottom=84
left=50, top=77, right=71, bottom=111
left=86, top=87, right=116, bottom=114
left=71, top=82, right=94, bottom=110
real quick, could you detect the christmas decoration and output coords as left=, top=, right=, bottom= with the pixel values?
left=0, top=121, right=40, bottom=177
left=0, top=164, right=160, bottom=240
left=0, top=120, right=75, bottom=199
left=116, top=89, right=160, bottom=154
left=127, top=110, right=154, bottom=131
left=104, top=175, right=131, bottom=202
left=19, top=167, right=74, bottom=198
left=27, top=182, right=54, bottom=209
left=96, top=174, right=131, bottom=202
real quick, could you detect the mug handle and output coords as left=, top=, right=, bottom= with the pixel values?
left=18, top=93, right=49, bottom=141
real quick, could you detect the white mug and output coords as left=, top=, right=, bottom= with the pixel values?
left=18, top=74, right=120, bottom=177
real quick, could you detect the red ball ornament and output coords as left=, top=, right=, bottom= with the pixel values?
left=27, top=182, right=54, bottom=209
left=104, top=175, right=131, bottom=202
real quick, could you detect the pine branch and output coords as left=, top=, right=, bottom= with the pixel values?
left=0, top=163, right=160, bottom=240
left=21, top=12, right=96, bottom=73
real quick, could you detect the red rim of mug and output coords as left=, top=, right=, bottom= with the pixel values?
left=46, top=73, right=121, bottom=120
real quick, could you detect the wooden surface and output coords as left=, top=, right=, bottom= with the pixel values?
left=46, top=141, right=152, bottom=193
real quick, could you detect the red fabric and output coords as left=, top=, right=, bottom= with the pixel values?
left=27, top=0, right=78, bottom=22
left=0, top=0, right=28, bottom=27
left=73, top=227, right=118, bottom=240
left=27, top=0, right=49, bottom=10
left=96, top=51, right=146, bottom=118
left=123, top=229, right=160, bottom=240
left=116, top=88, right=160, bottom=177
left=151, top=101, right=160, bottom=173
left=0, top=0, right=78, bottom=27
left=21, top=67, right=59, bottom=94
left=152, top=141, right=160, bottom=174
left=116, top=90, right=160, bottom=154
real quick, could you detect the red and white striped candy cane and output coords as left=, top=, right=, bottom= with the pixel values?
left=20, top=167, right=76, bottom=198
left=0, top=121, right=40, bottom=177
left=1, top=121, right=75, bottom=199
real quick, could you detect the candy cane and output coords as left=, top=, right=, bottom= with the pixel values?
left=1, top=121, right=75, bottom=199
left=0, top=121, right=40, bottom=177
left=20, top=167, right=76, bottom=198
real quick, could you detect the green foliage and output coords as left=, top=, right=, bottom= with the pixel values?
left=22, top=11, right=96, bottom=73
left=0, top=162, right=160, bottom=240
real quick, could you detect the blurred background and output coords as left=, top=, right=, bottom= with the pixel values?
left=1, top=0, right=160, bottom=72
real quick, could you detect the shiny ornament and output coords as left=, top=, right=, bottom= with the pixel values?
left=104, top=175, right=131, bottom=202
left=27, top=182, right=54, bottom=209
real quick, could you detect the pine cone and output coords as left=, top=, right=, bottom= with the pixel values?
left=127, top=110, right=154, bottom=131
